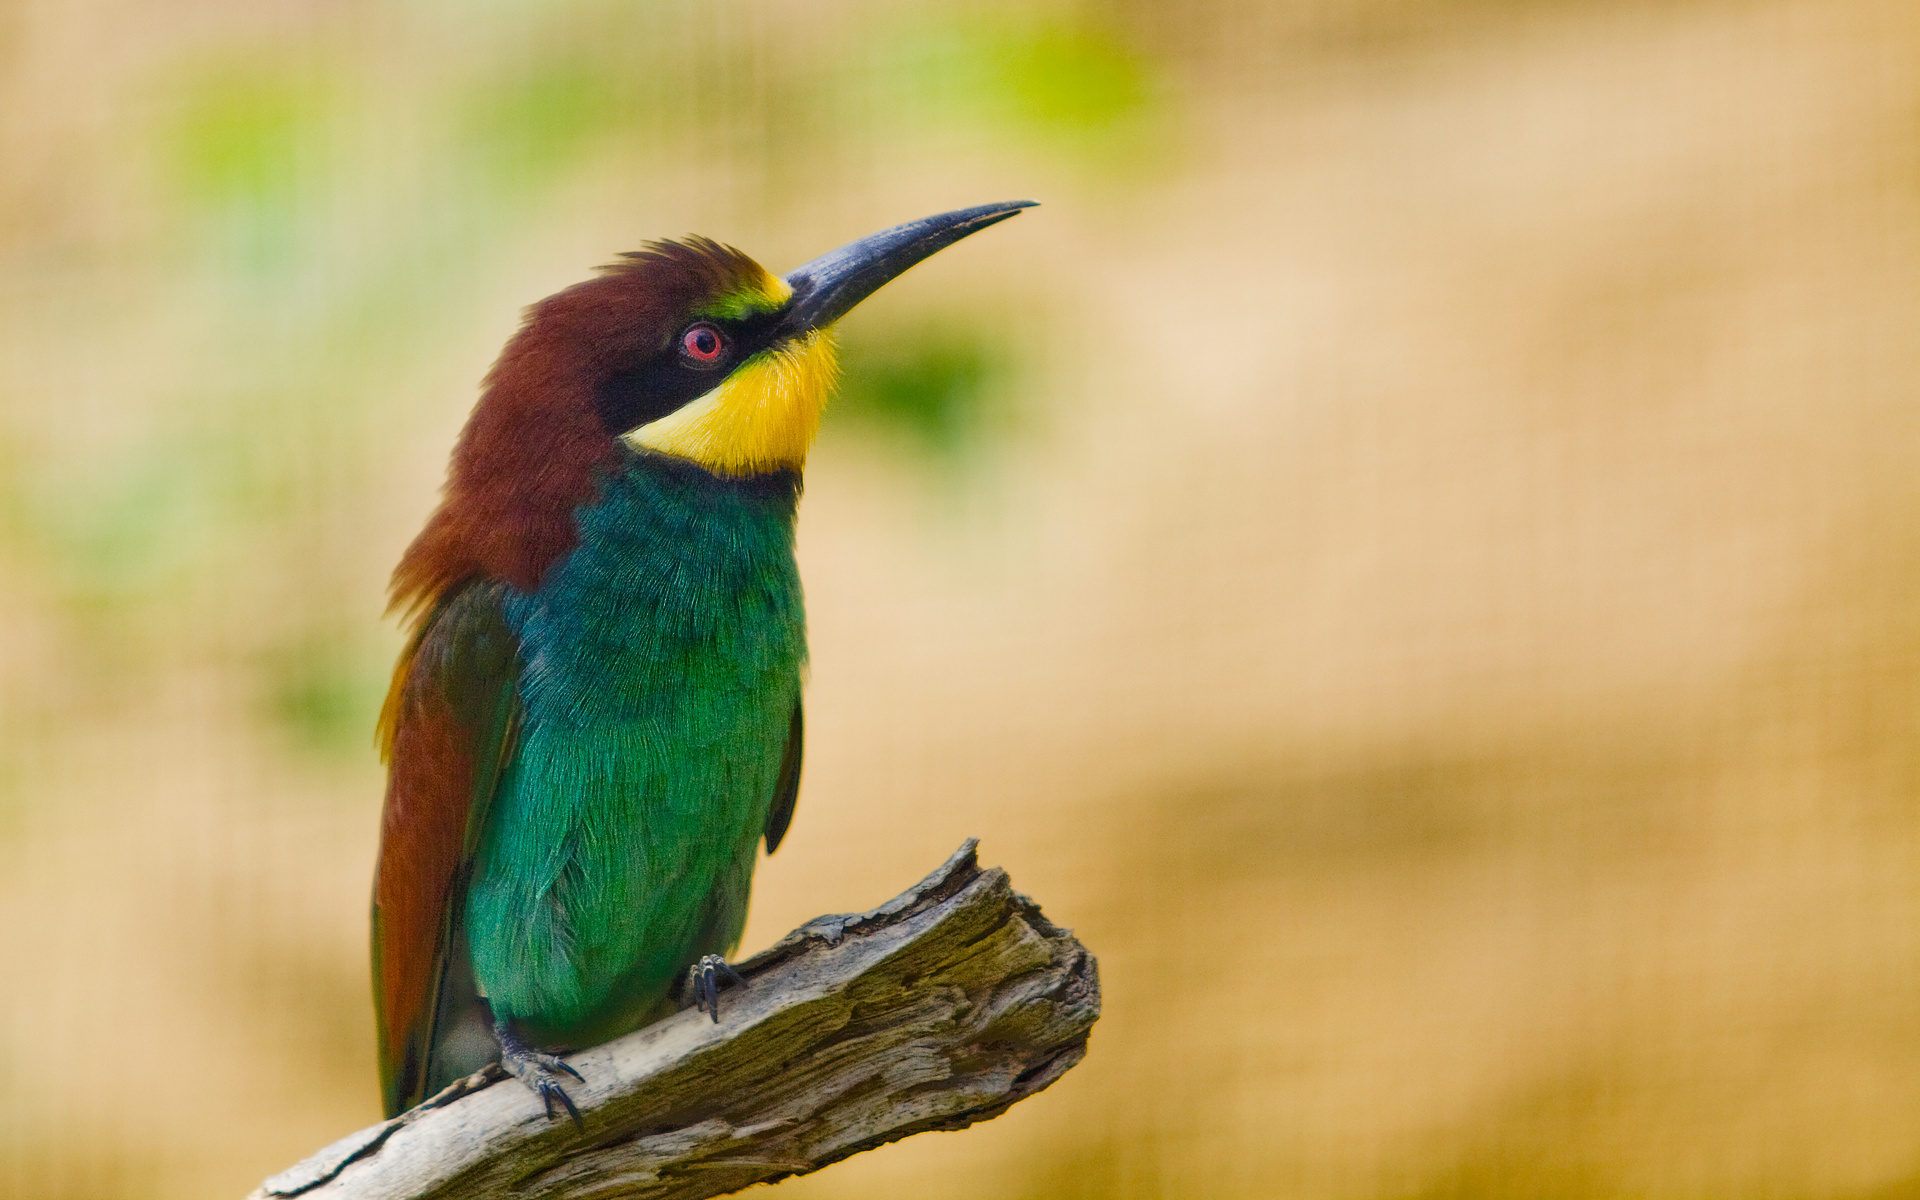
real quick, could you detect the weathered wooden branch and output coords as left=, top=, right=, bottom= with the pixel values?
left=251, top=841, right=1100, bottom=1200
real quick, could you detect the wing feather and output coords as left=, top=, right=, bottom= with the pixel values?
left=763, top=701, right=803, bottom=854
left=370, top=581, right=518, bottom=1117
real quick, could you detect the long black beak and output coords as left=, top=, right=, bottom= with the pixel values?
left=777, top=201, right=1037, bottom=337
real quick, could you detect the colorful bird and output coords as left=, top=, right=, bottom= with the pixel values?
left=370, top=201, right=1034, bottom=1123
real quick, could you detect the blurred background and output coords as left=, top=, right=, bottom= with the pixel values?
left=2, top=0, right=1918, bottom=1196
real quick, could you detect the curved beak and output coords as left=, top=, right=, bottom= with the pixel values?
left=776, top=200, right=1037, bottom=338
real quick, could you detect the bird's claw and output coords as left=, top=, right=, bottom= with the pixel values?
left=532, top=1076, right=583, bottom=1129
left=690, top=953, right=747, bottom=1022
left=494, top=1020, right=585, bottom=1132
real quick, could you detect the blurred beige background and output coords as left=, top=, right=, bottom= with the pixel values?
left=2, top=0, right=1918, bottom=1196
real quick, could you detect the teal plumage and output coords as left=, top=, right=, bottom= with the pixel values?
left=470, top=451, right=804, bottom=1048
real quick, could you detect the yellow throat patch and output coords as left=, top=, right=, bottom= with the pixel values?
left=625, top=327, right=840, bottom=476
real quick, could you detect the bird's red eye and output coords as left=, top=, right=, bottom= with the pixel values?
left=680, top=323, right=726, bottom=366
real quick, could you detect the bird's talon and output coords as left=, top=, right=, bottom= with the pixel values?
left=495, top=1019, right=584, bottom=1130
left=541, top=1082, right=584, bottom=1132
left=689, top=953, right=745, bottom=1021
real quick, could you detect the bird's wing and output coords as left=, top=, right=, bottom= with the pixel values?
left=763, top=700, right=803, bottom=853
left=370, top=580, right=520, bottom=1118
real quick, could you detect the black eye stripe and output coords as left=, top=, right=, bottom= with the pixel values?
left=594, top=306, right=792, bottom=436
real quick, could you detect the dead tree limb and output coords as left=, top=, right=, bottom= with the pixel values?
left=251, top=841, right=1101, bottom=1200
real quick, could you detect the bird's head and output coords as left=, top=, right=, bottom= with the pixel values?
left=395, top=201, right=1034, bottom=608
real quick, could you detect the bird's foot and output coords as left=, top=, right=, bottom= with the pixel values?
left=689, top=954, right=747, bottom=1023
left=493, top=1019, right=584, bottom=1131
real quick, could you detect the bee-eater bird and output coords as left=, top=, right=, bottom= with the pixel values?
left=370, top=201, right=1034, bottom=1123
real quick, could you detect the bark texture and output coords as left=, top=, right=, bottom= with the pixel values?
left=251, top=841, right=1100, bottom=1200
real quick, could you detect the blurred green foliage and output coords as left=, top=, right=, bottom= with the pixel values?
left=263, top=635, right=388, bottom=758
left=172, top=72, right=311, bottom=205
left=461, top=59, right=634, bottom=186
left=833, top=322, right=1020, bottom=461
left=166, top=63, right=338, bottom=267
left=877, top=9, right=1166, bottom=167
